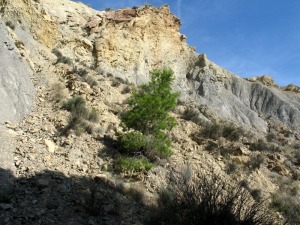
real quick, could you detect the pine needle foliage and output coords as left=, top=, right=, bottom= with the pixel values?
left=120, top=68, right=179, bottom=159
left=122, top=68, right=179, bottom=135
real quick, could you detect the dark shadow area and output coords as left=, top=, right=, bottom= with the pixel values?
left=0, top=168, right=144, bottom=225
left=97, top=135, right=120, bottom=169
left=99, top=135, right=119, bottom=153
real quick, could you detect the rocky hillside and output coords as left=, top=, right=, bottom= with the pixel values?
left=0, top=0, right=300, bottom=224
left=1, top=0, right=300, bottom=132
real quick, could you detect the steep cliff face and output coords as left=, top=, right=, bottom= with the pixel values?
left=186, top=55, right=300, bottom=132
left=0, top=0, right=59, bottom=48
left=36, top=0, right=197, bottom=85
left=0, top=20, right=34, bottom=123
left=93, top=5, right=197, bottom=85
left=1, top=0, right=300, bottom=133
left=0, top=8, right=35, bottom=174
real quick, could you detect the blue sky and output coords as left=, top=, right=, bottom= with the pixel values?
left=81, top=0, right=300, bottom=86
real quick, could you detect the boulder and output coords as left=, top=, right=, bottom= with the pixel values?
left=44, top=139, right=57, bottom=153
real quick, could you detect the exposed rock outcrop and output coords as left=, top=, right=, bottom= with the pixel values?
left=282, top=84, right=300, bottom=93
left=0, top=17, right=34, bottom=190
left=0, top=20, right=34, bottom=123
left=186, top=55, right=300, bottom=132
left=93, top=5, right=196, bottom=85
left=0, top=0, right=59, bottom=48
left=246, top=75, right=278, bottom=87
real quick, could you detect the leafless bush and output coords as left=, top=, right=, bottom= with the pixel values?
left=146, top=169, right=275, bottom=225
left=248, top=154, right=265, bottom=170
left=249, top=139, right=281, bottom=153
left=85, top=76, right=98, bottom=87
left=201, top=122, right=244, bottom=141
left=272, top=185, right=300, bottom=224
left=51, top=82, right=67, bottom=103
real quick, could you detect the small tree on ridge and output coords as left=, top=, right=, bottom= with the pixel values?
left=120, top=68, right=179, bottom=158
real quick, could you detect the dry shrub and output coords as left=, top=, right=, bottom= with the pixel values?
left=61, top=96, right=99, bottom=135
left=146, top=169, right=275, bottom=225
left=201, top=122, right=244, bottom=141
left=271, top=179, right=300, bottom=224
left=51, top=82, right=68, bottom=103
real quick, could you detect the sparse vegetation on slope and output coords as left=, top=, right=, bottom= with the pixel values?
left=115, top=157, right=153, bottom=173
left=146, top=169, right=276, bottom=225
left=272, top=180, right=300, bottom=224
left=52, top=48, right=72, bottom=65
left=249, top=139, right=281, bottom=153
left=61, top=96, right=99, bottom=135
left=201, top=121, right=244, bottom=141
left=182, top=106, right=200, bottom=123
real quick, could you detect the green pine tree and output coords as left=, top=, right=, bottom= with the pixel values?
left=120, top=68, right=179, bottom=158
